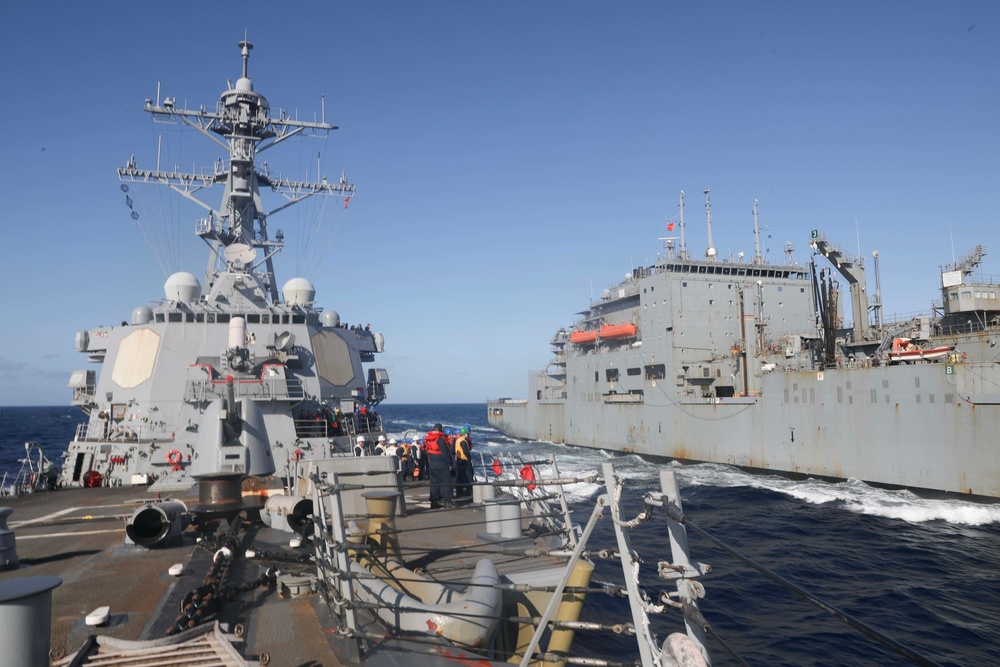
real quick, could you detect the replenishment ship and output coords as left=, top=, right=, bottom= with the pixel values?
left=489, top=191, right=1000, bottom=499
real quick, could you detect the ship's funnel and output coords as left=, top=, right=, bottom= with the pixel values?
left=125, top=500, right=188, bottom=548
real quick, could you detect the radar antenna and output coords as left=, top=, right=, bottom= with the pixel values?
left=118, top=41, right=355, bottom=303
left=949, top=245, right=987, bottom=276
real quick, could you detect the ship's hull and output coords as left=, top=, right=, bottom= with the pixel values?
left=489, top=361, right=1000, bottom=498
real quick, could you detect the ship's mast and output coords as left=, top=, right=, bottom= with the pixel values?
left=752, top=199, right=763, bottom=265
left=118, top=41, right=355, bottom=303
left=704, top=189, right=716, bottom=261
left=678, top=190, right=688, bottom=260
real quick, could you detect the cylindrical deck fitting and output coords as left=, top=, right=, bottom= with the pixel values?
left=125, top=500, right=188, bottom=548
left=475, top=481, right=496, bottom=505
left=0, top=575, right=62, bottom=667
left=0, top=507, right=18, bottom=571
left=362, top=490, right=401, bottom=560
left=193, top=476, right=246, bottom=519
left=498, top=496, right=523, bottom=539
left=484, top=495, right=520, bottom=537
left=263, top=494, right=314, bottom=536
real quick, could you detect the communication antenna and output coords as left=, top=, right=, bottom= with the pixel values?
left=752, top=198, right=763, bottom=265
left=678, top=190, right=688, bottom=259
left=704, top=189, right=716, bottom=261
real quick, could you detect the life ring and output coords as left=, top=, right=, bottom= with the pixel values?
left=166, top=450, right=183, bottom=471
left=293, top=449, right=304, bottom=462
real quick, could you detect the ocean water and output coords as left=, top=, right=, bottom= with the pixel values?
left=2, top=403, right=998, bottom=666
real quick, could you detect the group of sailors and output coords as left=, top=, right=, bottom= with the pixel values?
left=354, top=424, right=474, bottom=509
left=299, top=402, right=383, bottom=438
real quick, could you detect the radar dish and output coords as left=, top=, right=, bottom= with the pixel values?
left=224, top=243, right=258, bottom=266
left=275, top=331, right=295, bottom=351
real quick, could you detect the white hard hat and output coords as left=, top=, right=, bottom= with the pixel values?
left=356, top=436, right=365, bottom=443
left=378, top=435, right=386, bottom=442
left=388, top=438, right=397, bottom=444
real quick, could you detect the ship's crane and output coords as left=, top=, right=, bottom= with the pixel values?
left=810, top=231, right=870, bottom=342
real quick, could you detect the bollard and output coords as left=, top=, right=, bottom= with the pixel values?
left=0, top=508, right=18, bottom=571
left=0, top=575, right=62, bottom=667
left=485, top=495, right=521, bottom=537
left=498, top=495, right=523, bottom=539
left=481, top=481, right=496, bottom=503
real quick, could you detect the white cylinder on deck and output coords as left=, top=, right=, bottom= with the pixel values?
left=229, top=317, right=246, bottom=349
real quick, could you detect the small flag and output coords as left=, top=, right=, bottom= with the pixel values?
left=667, top=222, right=675, bottom=231
left=492, top=459, right=502, bottom=476
left=343, top=196, right=351, bottom=209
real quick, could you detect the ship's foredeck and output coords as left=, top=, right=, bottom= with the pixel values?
left=2, top=479, right=560, bottom=665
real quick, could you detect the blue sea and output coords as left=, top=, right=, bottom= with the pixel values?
left=2, top=403, right=998, bottom=666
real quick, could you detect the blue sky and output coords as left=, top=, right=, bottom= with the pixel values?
left=1, top=2, right=998, bottom=406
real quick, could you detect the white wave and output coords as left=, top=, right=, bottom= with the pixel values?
left=678, top=463, right=1000, bottom=526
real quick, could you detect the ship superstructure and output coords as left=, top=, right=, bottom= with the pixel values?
left=489, top=191, right=1000, bottom=498
left=61, top=42, right=388, bottom=487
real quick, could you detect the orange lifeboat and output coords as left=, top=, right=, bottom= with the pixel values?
left=569, top=330, right=598, bottom=345
left=599, top=323, right=637, bottom=339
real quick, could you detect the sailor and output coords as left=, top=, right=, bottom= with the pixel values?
left=330, top=407, right=344, bottom=436
left=385, top=438, right=398, bottom=458
left=397, top=441, right=413, bottom=480
left=453, top=427, right=474, bottom=497
left=374, top=434, right=387, bottom=456
left=424, top=423, right=455, bottom=508
left=354, top=436, right=366, bottom=457
left=413, top=437, right=425, bottom=480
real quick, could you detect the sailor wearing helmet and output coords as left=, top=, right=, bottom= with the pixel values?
left=354, top=436, right=366, bottom=457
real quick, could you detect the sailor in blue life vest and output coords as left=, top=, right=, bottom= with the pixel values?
left=424, top=423, right=456, bottom=508
left=453, top=426, right=474, bottom=497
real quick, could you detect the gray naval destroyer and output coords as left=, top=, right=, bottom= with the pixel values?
left=489, top=191, right=1000, bottom=499
left=61, top=40, right=389, bottom=489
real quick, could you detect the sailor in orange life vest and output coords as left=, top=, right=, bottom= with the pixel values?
left=424, top=423, right=456, bottom=508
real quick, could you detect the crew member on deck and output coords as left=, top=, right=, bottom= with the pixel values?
left=453, top=427, right=473, bottom=497
left=424, top=423, right=455, bottom=508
